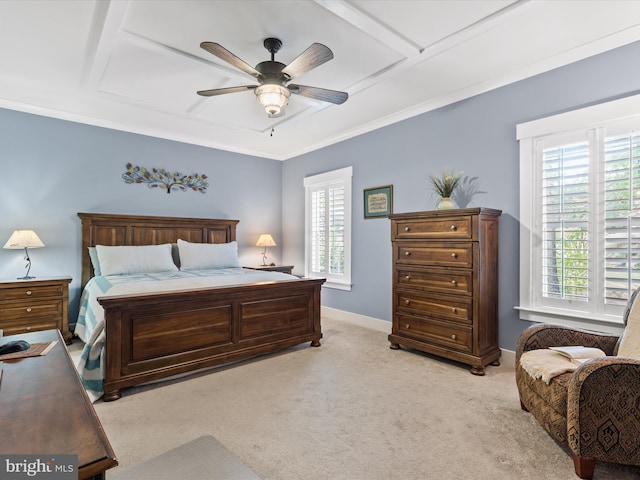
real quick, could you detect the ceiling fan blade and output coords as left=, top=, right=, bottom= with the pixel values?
left=200, top=42, right=261, bottom=79
left=197, top=85, right=256, bottom=97
left=288, top=84, right=348, bottom=105
left=282, top=43, right=333, bottom=80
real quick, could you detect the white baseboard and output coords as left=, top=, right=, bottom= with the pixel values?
left=321, top=306, right=516, bottom=368
left=501, top=349, right=515, bottom=369
left=321, top=306, right=392, bottom=333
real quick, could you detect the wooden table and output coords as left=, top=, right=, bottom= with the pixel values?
left=0, top=330, right=117, bottom=479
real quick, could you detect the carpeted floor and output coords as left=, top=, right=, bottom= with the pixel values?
left=85, top=316, right=640, bottom=480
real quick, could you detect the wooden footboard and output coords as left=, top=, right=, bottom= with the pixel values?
left=98, top=278, right=324, bottom=401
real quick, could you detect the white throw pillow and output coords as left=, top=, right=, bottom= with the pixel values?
left=88, top=246, right=102, bottom=276
left=618, top=288, right=640, bottom=359
left=177, top=239, right=241, bottom=270
left=95, top=244, right=178, bottom=276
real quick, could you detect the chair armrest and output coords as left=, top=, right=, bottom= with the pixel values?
left=567, top=358, right=640, bottom=464
left=515, top=324, right=619, bottom=362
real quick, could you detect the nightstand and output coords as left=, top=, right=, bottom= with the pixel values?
left=244, top=265, right=294, bottom=275
left=0, top=276, right=72, bottom=344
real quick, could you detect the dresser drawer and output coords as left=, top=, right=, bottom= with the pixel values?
left=393, top=216, right=472, bottom=240
left=396, top=242, right=473, bottom=268
left=0, top=317, right=61, bottom=335
left=396, top=313, right=472, bottom=353
left=0, top=284, right=64, bottom=301
left=396, top=291, right=472, bottom=324
left=0, top=301, right=63, bottom=320
left=396, top=267, right=472, bottom=296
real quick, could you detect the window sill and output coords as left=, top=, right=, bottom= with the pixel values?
left=515, top=306, right=625, bottom=335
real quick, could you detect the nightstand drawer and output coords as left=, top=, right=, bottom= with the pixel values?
left=1, top=284, right=65, bottom=301
left=393, top=216, right=472, bottom=240
left=0, top=301, right=63, bottom=320
left=396, top=267, right=472, bottom=295
left=396, top=313, right=472, bottom=353
left=0, top=317, right=61, bottom=335
left=396, top=242, right=473, bottom=267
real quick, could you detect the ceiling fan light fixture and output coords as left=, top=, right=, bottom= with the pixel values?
left=198, top=39, right=347, bottom=116
left=255, top=84, right=290, bottom=116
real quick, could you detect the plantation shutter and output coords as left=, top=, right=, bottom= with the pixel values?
left=304, top=166, right=352, bottom=290
left=310, top=187, right=327, bottom=274
left=518, top=94, right=640, bottom=326
left=540, top=141, right=590, bottom=302
left=329, top=184, right=345, bottom=275
left=603, top=132, right=640, bottom=305
left=309, top=180, right=345, bottom=276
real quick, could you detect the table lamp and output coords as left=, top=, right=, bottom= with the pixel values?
left=256, top=233, right=276, bottom=266
left=3, top=230, right=45, bottom=279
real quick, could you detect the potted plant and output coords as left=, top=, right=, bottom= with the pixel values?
left=429, top=168, right=463, bottom=210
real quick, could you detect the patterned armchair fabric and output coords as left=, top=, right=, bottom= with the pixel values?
left=516, top=321, right=640, bottom=479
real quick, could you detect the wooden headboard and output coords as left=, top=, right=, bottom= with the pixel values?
left=77, top=213, right=239, bottom=288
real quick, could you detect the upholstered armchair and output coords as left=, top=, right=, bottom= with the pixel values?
left=515, top=291, right=640, bottom=479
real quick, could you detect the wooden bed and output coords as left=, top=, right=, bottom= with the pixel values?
left=78, top=212, right=324, bottom=401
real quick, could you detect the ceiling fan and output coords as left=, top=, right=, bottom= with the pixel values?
left=197, top=38, right=348, bottom=117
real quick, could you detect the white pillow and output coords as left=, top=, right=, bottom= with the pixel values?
left=95, top=244, right=178, bottom=276
left=177, top=239, right=241, bottom=270
left=88, top=246, right=102, bottom=276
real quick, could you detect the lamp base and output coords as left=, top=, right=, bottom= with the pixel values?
left=17, top=276, right=35, bottom=280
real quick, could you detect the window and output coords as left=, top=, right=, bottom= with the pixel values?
left=304, top=166, right=352, bottom=290
left=518, top=94, right=640, bottom=330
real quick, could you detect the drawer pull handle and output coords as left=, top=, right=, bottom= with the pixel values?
left=404, top=226, right=410, bottom=232
left=405, top=275, right=411, bottom=280
left=405, top=251, right=411, bottom=256
left=451, top=307, right=457, bottom=313
left=451, top=253, right=457, bottom=258
left=405, top=299, right=410, bottom=305
left=405, top=324, right=411, bottom=329
left=450, top=225, right=457, bottom=231
left=451, top=334, right=457, bottom=340
left=26, top=326, right=32, bottom=331
left=451, top=280, right=457, bottom=285
left=26, top=307, right=32, bottom=313
left=26, top=290, right=32, bottom=296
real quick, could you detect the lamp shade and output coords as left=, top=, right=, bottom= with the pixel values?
left=256, top=234, right=276, bottom=247
left=255, top=84, right=290, bottom=116
left=3, top=230, right=45, bottom=249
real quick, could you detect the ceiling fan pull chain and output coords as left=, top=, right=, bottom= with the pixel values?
left=270, top=126, right=275, bottom=137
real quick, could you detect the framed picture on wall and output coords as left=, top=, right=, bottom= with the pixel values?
left=364, top=185, right=393, bottom=219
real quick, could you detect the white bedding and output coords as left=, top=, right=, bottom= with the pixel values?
left=75, top=267, right=298, bottom=401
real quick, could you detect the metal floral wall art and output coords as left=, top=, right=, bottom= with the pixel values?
left=122, top=163, right=209, bottom=194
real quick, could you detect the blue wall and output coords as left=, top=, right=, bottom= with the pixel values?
left=0, top=111, right=284, bottom=320
left=3, top=41, right=640, bottom=350
left=282, top=40, right=640, bottom=351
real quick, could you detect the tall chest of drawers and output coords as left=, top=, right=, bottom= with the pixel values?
left=0, top=276, right=72, bottom=344
left=388, top=208, right=501, bottom=375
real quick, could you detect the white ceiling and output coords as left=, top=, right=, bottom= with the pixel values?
left=1, top=1, right=640, bottom=161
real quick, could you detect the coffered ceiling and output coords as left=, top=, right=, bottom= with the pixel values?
left=1, top=1, right=639, bottom=160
